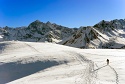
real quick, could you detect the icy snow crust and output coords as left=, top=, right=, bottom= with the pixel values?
left=0, top=41, right=125, bottom=84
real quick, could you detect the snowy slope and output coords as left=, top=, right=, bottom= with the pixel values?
left=0, top=19, right=125, bottom=49
left=94, top=19, right=125, bottom=48
left=60, top=26, right=100, bottom=48
left=0, top=20, right=77, bottom=43
left=60, top=19, right=125, bottom=49
left=0, top=41, right=125, bottom=84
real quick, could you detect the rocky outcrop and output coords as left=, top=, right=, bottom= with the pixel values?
left=0, top=20, right=77, bottom=43
left=60, top=19, right=125, bottom=49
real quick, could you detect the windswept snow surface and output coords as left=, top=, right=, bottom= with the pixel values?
left=0, top=41, right=125, bottom=84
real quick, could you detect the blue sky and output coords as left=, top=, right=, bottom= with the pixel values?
left=0, top=0, right=125, bottom=28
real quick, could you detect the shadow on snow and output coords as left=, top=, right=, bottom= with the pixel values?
left=0, top=60, right=67, bottom=84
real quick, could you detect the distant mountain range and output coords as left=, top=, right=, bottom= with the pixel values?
left=0, top=19, right=125, bottom=49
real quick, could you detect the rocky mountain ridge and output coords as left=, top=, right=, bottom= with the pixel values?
left=0, top=20, right=77, bottom=43
left=0, top=19, right=125, bottom=49
left=60, top=19, right=125, bottom=49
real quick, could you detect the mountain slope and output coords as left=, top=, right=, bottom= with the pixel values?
left=60, top=19, right=125, bottom=49
left=0, top=20, right=77, bottom=43
left=0, top=19, right=125, bottom=49
left=60, top=26, right=100, bottom=48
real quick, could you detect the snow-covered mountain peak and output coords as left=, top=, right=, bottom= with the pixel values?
left=0, top=20, right=77, bottom=43
left=0, top=19, right=125, bottom=49
left=60, top=19, right=125, bottom=49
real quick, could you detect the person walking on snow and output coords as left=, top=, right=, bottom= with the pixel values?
left=106, top=59, right=109, bottom=65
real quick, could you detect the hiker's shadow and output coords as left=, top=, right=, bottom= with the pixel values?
left=93, top=64, right=108, bottom=72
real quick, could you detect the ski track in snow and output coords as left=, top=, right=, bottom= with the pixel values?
left=24, top=43, right=41, bottom=53
left=82, top=52, right=120, bottom=84
left=109, top=65, right=119, bottom=84
left=0, top=42, right=122, bottom=84
left=67, top=51, right=120, bottom=84
left=75, top=53, right=98, bottom=84
left=66, top=51, right=98, bottom=84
